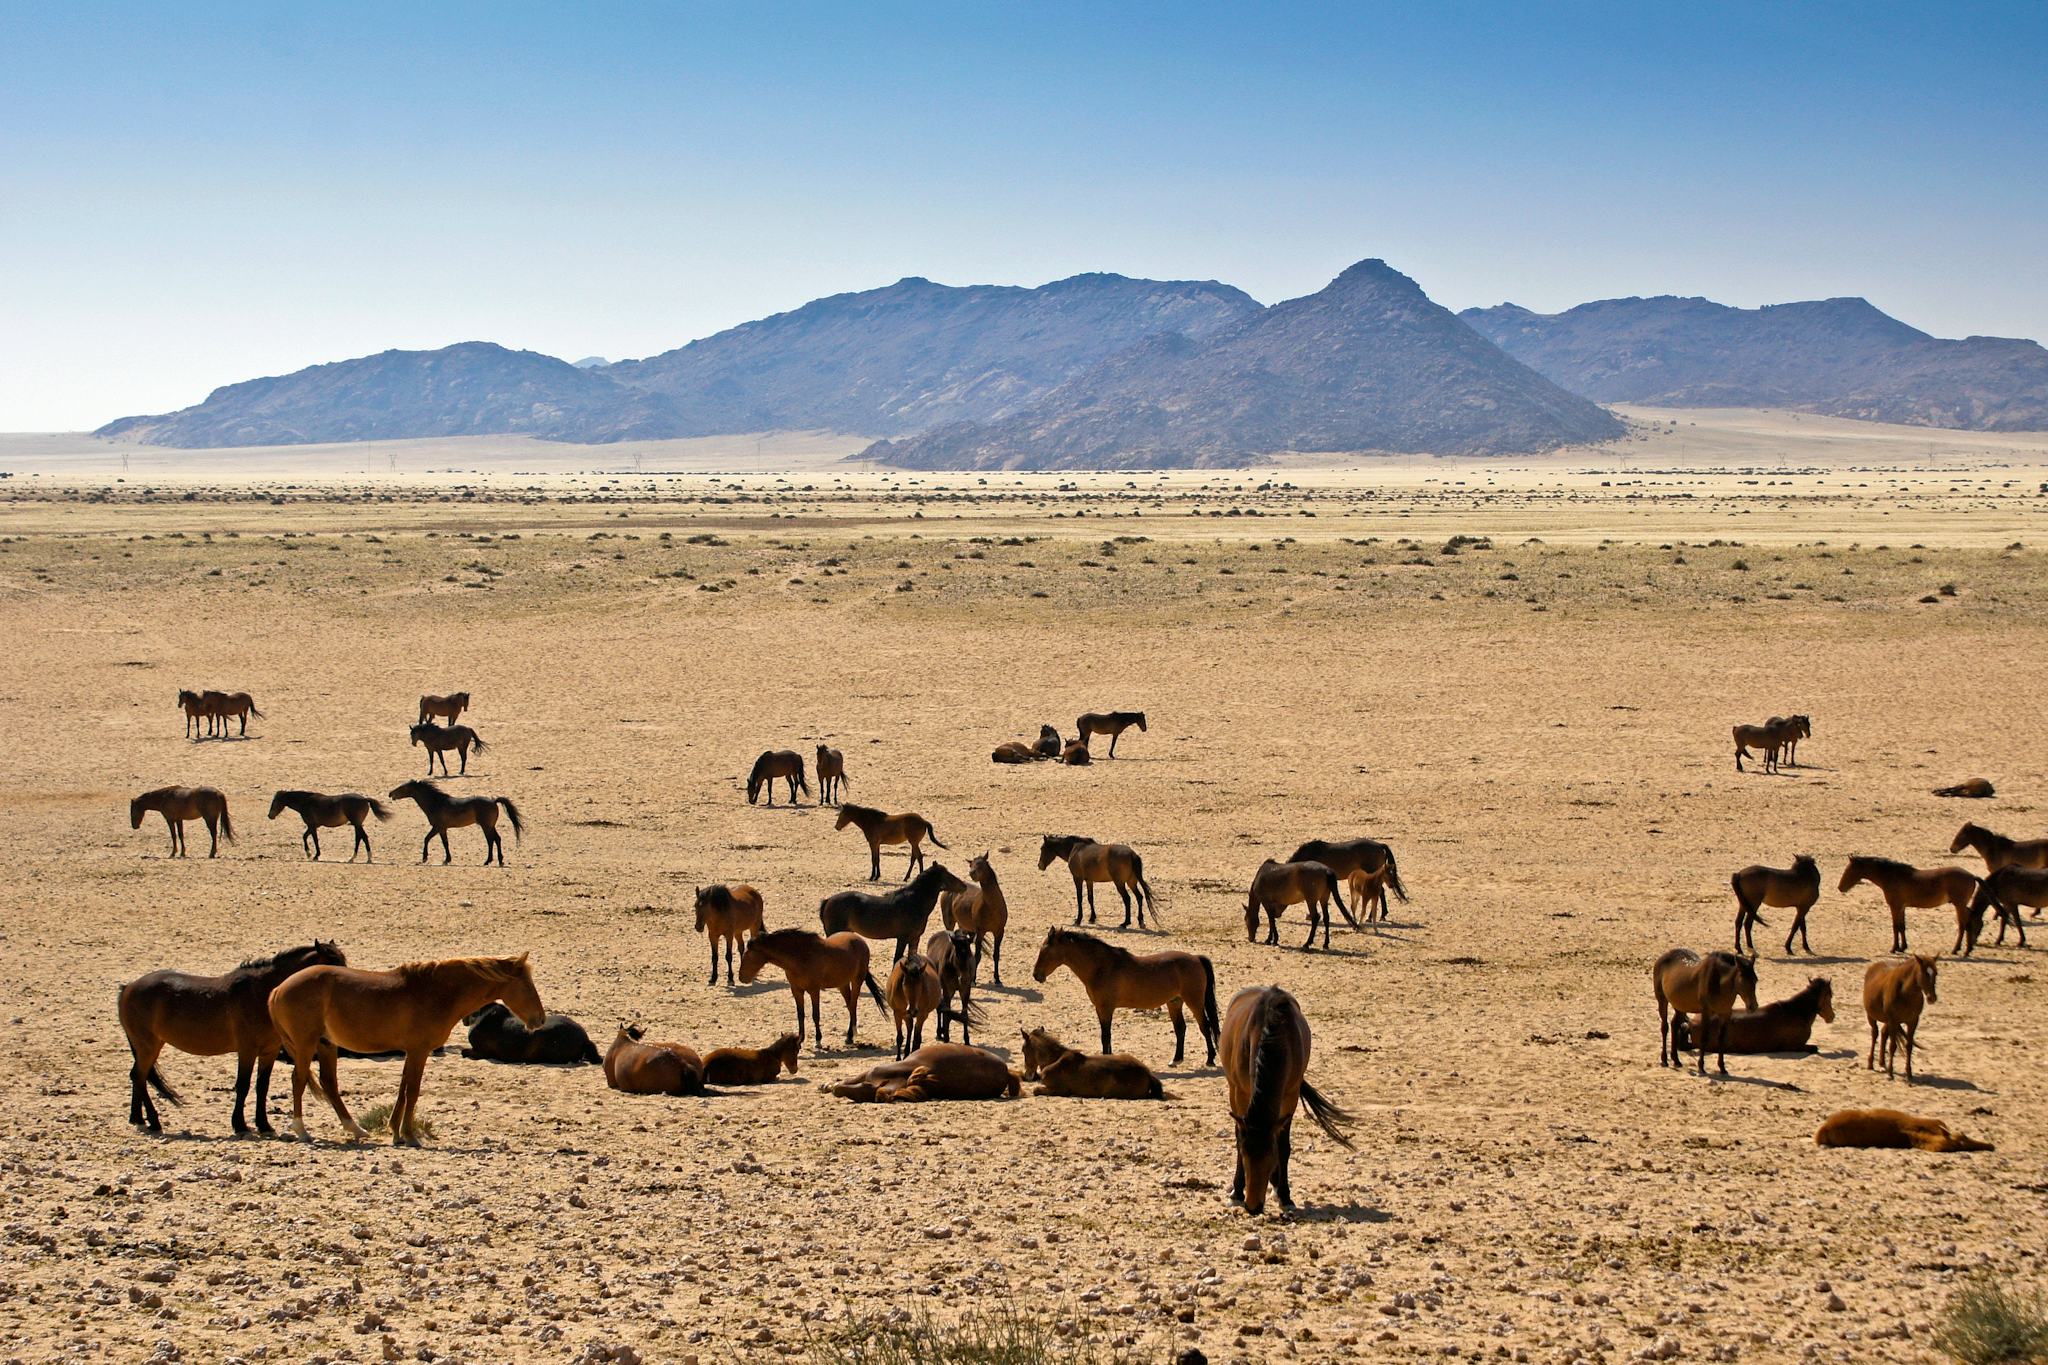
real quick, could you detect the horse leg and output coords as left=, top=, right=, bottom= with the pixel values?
left=791, top=990, right=807, bottom=1048
left=1085, top=882, right=1099, bottom=924
left=991, top=933, right=1003, bottom=985
left=421, top=828, right=434, bottom=863
left=1734, top=902, right=1749, bottom=955
left=1274, top=1121, right=1295, bottom=1210
left=318, top=1042, right=367, bottom=1140
left=1168, top=999, right=1187, bottom=1065
left=1097, top=1007, right=1114, bottom=1056
left=840, top=985, right=858, bottom=1046
left=288, top=1045, right=313, bottom=1140
left=869, top=841, right=881, bottom=881
left=1657, top=1000, right=1670, bottom=1067
left=708, top=935, right=720, bottom=987
left=253, top=1052, right=277, bottom=1135
left=1071, top=879, right=1084, bottom=926
left=1715, top=1012, right=1729, bottom=1076
left=130, top=1036, right=163, bottom=1131
left=440, top=828, right=453, bottom=865
left=1107, top=731, right=1118, bottom=758
left=1866, top=1020, right=1878, bottom=1072
left=1116, top=881, right=1134, bottom=929
left=458, top=745, right=468, bottom=776
left=231, top=1053, right=255, bottom=1135
left=354, top=821, right=369, bottom=863
left=205, top=813, right=220, bottom=858
left=1904, top=1020, right=1918, bottom=1083
left=1300, top=906, right=1319, bottom=952
left=1892, top=902, right=1907, bottom=954
left=393, top=1052, right=428, bottom=1145
left=1229, top=1122, right=1247, bottom=1205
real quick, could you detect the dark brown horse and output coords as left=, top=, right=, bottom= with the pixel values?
left=1076, top=710, right=1146, bottom=758
left=1286, top=838, right=1408, bottom=905
left=1772, top=714, right=1812, bottom=766
left=176, top=689, right=215, bottom=739
left=1951, top=822, right=2048, bottom=875
left=815, top=745, right=848, bottom=805
left=204, top=690, right=263, bottom=737
left=119, top=940, right=347, bottom=1134
left=747, top=750, right=809, bottom=806
left=836, top=803, right=946, bottom=880
left=268, top=790, right=392, bottom=862
left=695, top=884, right=766, bottom=985
left=1039, top=834, right=1157, bottom=928
left=1652, top=948, right=1759, bottom=1075
left=1244, top=859, right=1354, bottom=950
left=924, top=928, right=979, bottom=1045
left=818, top=863, right=963, bottom=962
left=388, top=780, right=522, bottom=865
left=1839, top=856, right=1979, bottom=953
left=1732, top=855, right=1822, bottom=955
left=1032, top=928, right=1218, bottom=1065
left=1673, top=977, right=1833, bottom=1055
left=1019, top=1027, right=1162, bottom=1099
left=410, top=722, right=487, bottom=777
left=418, top=691, right=470, bottom=726
left=1220, top=985, right=1354, bottom=1215
left=1864, top=955, right=1938, bottom=1082
left=1969, top=866, right=2045, bottom=950
left=738, top=928, right=888, bottom=1051
left=703, top=1033, right=802, bottom=1085
left=131, top=786, right=234, bottom=858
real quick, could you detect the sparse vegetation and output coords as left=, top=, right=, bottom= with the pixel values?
left=1931, top=1278, right=2048, bottom=1365
left=805, top=1305, right=1162, bottom=1365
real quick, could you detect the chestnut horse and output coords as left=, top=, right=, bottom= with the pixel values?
left=1732, top=855, right=1822, bottom=955
left=836, top=803, right=946, bottom=880
left=1346, top=865, right=1397, bottom=926
left=119, top=940, right=347, bottom=1135
left=815, top=745, right=848, bottom=805
left=746, top=750, right=809, bottom=806
left=824, top=1043, right=1021, bottom=1102
left=1838, top=856, right=1979, bottom=953
left=1673, top=977, right=1833, bottom=1055
left=1864, top=955, right=1938, bottom=1082
left=1220, top=985, right=1354, bottom=1215
left=1951, top=822, right=2048, bottom=875
left=204, top=689, right=263, bottom=737
left=941, top=852, right=1009, bottom=983
left=886, top=952, right=942, bottom=1059
left=738, top=928, right=888, bottom=1052
left=269, top=953, right=545, bottom=1145
left=1019, top=1027, right=1162, bottom=1099
left=1815, top=1108, right=1992, bottom=1152
left=703, top=1033, right=801, bottom=1085
left=131, top=786, right=234, bottom=858
left=1652, top=948, right=1758, bottom=1075
left=695, top=884, right=766, bottom=985
left=1244, top=859, right=1354, bottom=950
left=389, top=780, right=522, bottom=866
left=1075, top=710, right=1146, bottom=758
left=409, top=722, right=487, bottom=777
left=268, top=790, right=393, bottom=862
left=604, top=1025, right=707, bottom=1096
left=1032, top=928, right=1218, bottom=1065
left=1039, top=834, right=1157, bottom=928
left=418, top=692, right=470, bottom=726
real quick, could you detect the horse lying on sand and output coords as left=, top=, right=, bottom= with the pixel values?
left=462, top=1001, right=601, bottom=1064
left=703, top=1034, right=801, bottom=1085
left=1815, top=1108, right=1991, bottom=1152
left=1673, top=977, right=1832, bottom=1055
left=1018, top=1027, right=1162, bottom=1099
left=822, top=1043, right=1020, bottom=1102
left=604, top=1025, right=707, bottom=1095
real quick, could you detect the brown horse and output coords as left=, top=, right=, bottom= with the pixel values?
left=1287, top=838, right=1409, bottom=905
left=388, top=780, right=522, bottom=866
left=1771, top=714, right=1812, bottom=766
left=1839, top=856, right=1979, bottom=953
left=1346, top=865, right=1397, bottom=926
left=410, top=721, right=487, bottom=777
left=1951, top=822, right=2048, bottom=875
left=1034, top=724, right=1063, bottom=758
left=1732, top=719, right=1785, bottom=773
left=746, top=750, right=809, bottom=806
left=1673, top=977, right=1833, bottom=1055
left=815, top=745, right=848, bottom=805
left=269, top=953, right=545, bottom=1144
left=1864, top=955, right=1938, bottom=1082
left=1933, top=779, right=1996, bottom=799
left=1652, top=948, right=1759, bottom=1074
left=836, top=803, right=946, bottom=880
left=418, top=691, right=470, bottom=726
left=1732, top=855, right=1822, bottom=955
left=1019, top=1027, right=1162, bottom=1099
left=604, top=1025, right=707, bottom=1095
left=1039, top=834, right=1157, bottom=928
left=1815, top=1108, right=1991, bottom=1152
left=204, top=689, right=263, bottom=737
left=738, top=928, right=888, bottom=1051
left=1969, top=866, right=2044, bottom=950
left=176, top=689, right=215, bottom=739
left=268, top=790, right=393, bottom=862
left=694, top=884, right=766, bottom=985
left=924, top=929, right=979, bottom=1045
left=131, top=786, right=234, bottom=858
left=886, top=952, right=942, bottom=1059
left=1075, top=710, right=1146, bottom=758
left=119, top=940, right=347, bottom=1135
left=823, top=1043, right=1021, bottom=1102
left=1245, top=859, right=1354, bottom=950
left=991, top=741, right=1043, bottom=764
left=1220, top=985, right=1354, bottom=1215
left=941, top=852, right=1009, bottom=983
left=1060, top=740, right=1092, bottom=765
left=1032, top=928, right=1219, bottom=1065
left=703, top=1033, right=801, bottom=1085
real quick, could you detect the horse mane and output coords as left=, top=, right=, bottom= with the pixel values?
left=272, top=789, right=318, bottom=802
left=1243, top=989, right=1295, bottom=1133
left=237, top=941, right=330, bottom=971
left=1048, top=927, right=1130, bottom=964
left=750, top=927, right=819, bottom=949
left=397, top=954, right=527, bottom=982
left=1849, top=855, right=1917, bottom=876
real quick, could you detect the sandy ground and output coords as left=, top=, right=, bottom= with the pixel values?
left=3, top=412, right=2047, bottom=1364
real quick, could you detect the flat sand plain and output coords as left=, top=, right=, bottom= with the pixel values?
left=3, top=410, right=2048, bottom=1365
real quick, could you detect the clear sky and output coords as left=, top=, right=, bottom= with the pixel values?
left=4, top=1, right=2044, bottom=431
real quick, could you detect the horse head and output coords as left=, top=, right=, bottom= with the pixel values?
left=773, top=1033, right=801, bottom=1072
left=1950, top=824, right=1982, bottom=854
left=408, top=723, right=427, bottom=746
left=1838, top=859, right=1866, bottom=893
left=129, top=796, right=145, bottom=828
left=267, top=791, right=289, bottom=819
left=1915, top=955, right=1940, bottom=1003
left=464, top=1001, right=511, bottom=1028
left=1031, top=928, right=1067, bottom=982
left=1133, top=712, right=1147, bottom=731
left=496, top=953, right=546, bottom=1028
left=693, top=886, right=713, bottom=931
left=1243, top=891, right=1263, bottom=942
left=1018, top=1028, right=1046, bottom=1080
left=1809, top=977, right=1835, bottom=1023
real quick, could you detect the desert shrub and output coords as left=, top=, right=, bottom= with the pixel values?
left=1931, top=1278, right=2048, bottom=1365
left=805, top=1304, right=1163, bottom=1364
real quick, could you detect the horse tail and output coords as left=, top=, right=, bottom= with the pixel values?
left=216, top=800, right=235, bottom=844
left=797, top=769, right=811, bottom=794
left=1199, top=956, right=1220, bottom=1050
left=861, top=971, right=889, bottom=1011
left=247, top=703, right=264, bottom=718
left=1298, top=1080, right=1357, bottom=1149
left=925, top=825, right=948, bottom=850
left=367, top=799, right=394, bottom=822
left=1134, top=851, right=1155, bottom=910
left=145, top=1066, right=183, bottom=1107
left=1383, top=848, right=1409, bottom=903
left=469, top=732, right=489, bottom=754
left=495, top=797, right=524, bottom=841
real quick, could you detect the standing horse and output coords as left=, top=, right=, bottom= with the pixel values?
left=1346, top=865, right=1397, bottom=926
left=409, top=722, right=487, bottom=777
left=118, top=940, right=346, bottom=1135
left=1039, top=834, right=1157, bottom=928
left=1864, top=955, right=1938, bottom=1083
left=131, top=786, right=234, bottom=858
left=941, top=852, right=1010, bottom=983
left=815, top=745, right=848, bottom=805
left=1839, top=856, right=1979, bottom=953
left=268, top=953, right=545, bottom=1145
left=205, top=690, right=263, bottom=737
left=1969, top=866, right=2044, bottom=950
left=1220, top=985, right=1355, bottom=1215
left=924, top=929, right=979, bottom=1044
left=176, top=689, right=214, bottom=739
left=1732, top=855, right=1822, bottom=954
left=418, top=691, right=470, bottom=726
left=1287, top=837, right=1409, bottom=905
left=1032, top=928, right=1219, bottom=1065
left=1771, top=714, right=1812, bottom=766
left=1673, top=977, right=1834, bottom=1055
left=267, top=790, right=392, bottom=862
left=388, top=780, right=523, bottom=866
left=694, top=884, right=766, bottom=985
left=1652, top=948, right=1759, bottom=1075
left=1244, top=859, right=1354, bottom=950
left=886, top=952, right=942, bottom=1059
left=746, top=750, right=809, bottom=806
left=1951, top=822, right=2048, bottom=875
left=818, top=863, right=963, bottom=963
left=738, top=928, right=888, bottom=1052
left=1075, top=710, right=1146, bottom=758
left=835, top=803, right=946, bottom=880
left=1732, top=719, right=1785, bottom=773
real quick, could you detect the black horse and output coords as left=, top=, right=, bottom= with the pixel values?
left=461, top=1002, right=602, bottom=1064
left=818, top=863, right=966, bottom=963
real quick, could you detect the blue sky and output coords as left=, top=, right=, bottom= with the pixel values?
left=3, top=1, right=2044, bottom=431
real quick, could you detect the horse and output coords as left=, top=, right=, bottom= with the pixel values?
left=1038, top=834, right=1157, bottom=928
left=835, top=803, right=946, bottom=880
left=703, top=1033, right=802, bottom=1085
left=886, top=952, right=942, bottom=1059
left=1018, top=1027, right=1162, bottom=1099
left=818, top=863, right=964, bottom=963
left=1864, top=955, right=1938, bottom=1083
left=738, top=928, right=889, bottom=1052
left=130, top=786, right=234, bottom=859
left=941, top=852, right=1010, bottom=983
left=267, top=790, right=393, bottom=862
left=205, top=690, right=262, bottom=737
left=694, top=884, right=766, bottom=986
left=1244, top=859, right=1354, bottom=950
left=815, top=745, right=848, bottom=805
left=924, top=929, right=979, bottom=1044
left=1060, top=741, right=1092, bottom=765
left=1771, top=714, right=1812, bottom=766
left=991, top=742, right=1043, bottom=764
left=1732, top=855, right=1822, bottom=955
left=823, top=1043, right=1020, bottom=1102
left=1075, top=710, right=1146, bottom=758
left=1287, top=838, right=1409, bottom=905
left=1032, top=928, right=1219, bottom=1065
left=1951, top=822, right=2048, bottom=875
left=176, top=689, right=214, bottom=739
left=1673, top=977, right=1833, bottom=1055
left=1652, top=948, right=1759, bottom=1075
left=461, top=1001, right=601, bottom=1065
left=1838, top=856, right=1979, bottom=953
left=418, top=692, right=470, bottom=726
left=1815, top=1108, right=1991, bottom=1152
left=1346, top=865, right=1397, bottom=926
left=268, top=953, right=545, bottom=1145
left=388, top=780, right=523, bottom=866
left=409, top=722, right=487, bottom=777
left=1732, top=720, right=1784, bottom=773
left=1034, top=724, right=1063, bottom=758
left=1934, top=779, right=1996, bottom=799
left=1220, top=986, right=1355, bottom=1215
left=746, top=750, right=809, bottom=806
left=118, top=940, right=346, bottom=1135
left=1969, top=866, right=2045, bottom=951
left=603, top=1025, right=707, bottom=1096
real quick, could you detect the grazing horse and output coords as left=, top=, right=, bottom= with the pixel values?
left=746, top=750, right=809, bottom=806
left=418, top=691, right=470, bottom=726
left=268, top=790, right=393, bottom=862
left=1032, top=928, right=1219, bottom=1065
left=694, top=884, right=766, bottom=986
left=389, top=780, right=522, bottom=866
left=1933, top=779, right=1996, bottom=799
left=1815, top=1108, right=1991, bottom=1152
left=818, top=863, right=964, bottom=963
left=1969, top=866, right=2044, bottom=951
left=1732, top=855, right=1822, bottom=955
left=131, top=786, right=234, bottom=858
left=1221, top=985, right=1355, bottom=1215
left=924, top=929, right=979, bottom=1044
left=269, top=953, right=545, bottom=1145
left=1732, top=719, right=1785, bottom=773
left=1019, top=1027, right=1162, bottom=1099
left=118, top=940, right=346, bottom=1135
left=823, top=1043, right=1021, bottom=1102
left=886, top=952, right=942, bottom=1059
left=1771, top=714, right=1812, bottom=766
left=603, top=1025, right=707, bottom=1096
left=1244, top=859, right=1354, bottom=950
left=1039, top=834, right=1157, bottom=928
left=1838, top=856, right=1979, bottom=954
left=409, top=722, right=487, bottom=777
left=703, top=1033, right=802, bottom=1085
left=205, top=690, right=262, bottom=737
left=1075, top=710, right=1146, bottom=758
left=1287, top=838, right=1409, bottom=905
left=835, top=803, right=946, bottom=880
left=815, top=745, right=848, bottom=805
left=1864, top=955, right=1938, bottom=1083
left=941, top=852, right=1010, bottom=983
left=461, top=1001, right=602, bottom=1065
left=738, top=928, right=888, bottom=1052
left=1673, top=977, right=1834, bottom=1055
left=176, top=689, right=214, bottom=739
left=1951, top=822, right=2048, bottom=875
left=1652, top=948, right=1759, bottom=1075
